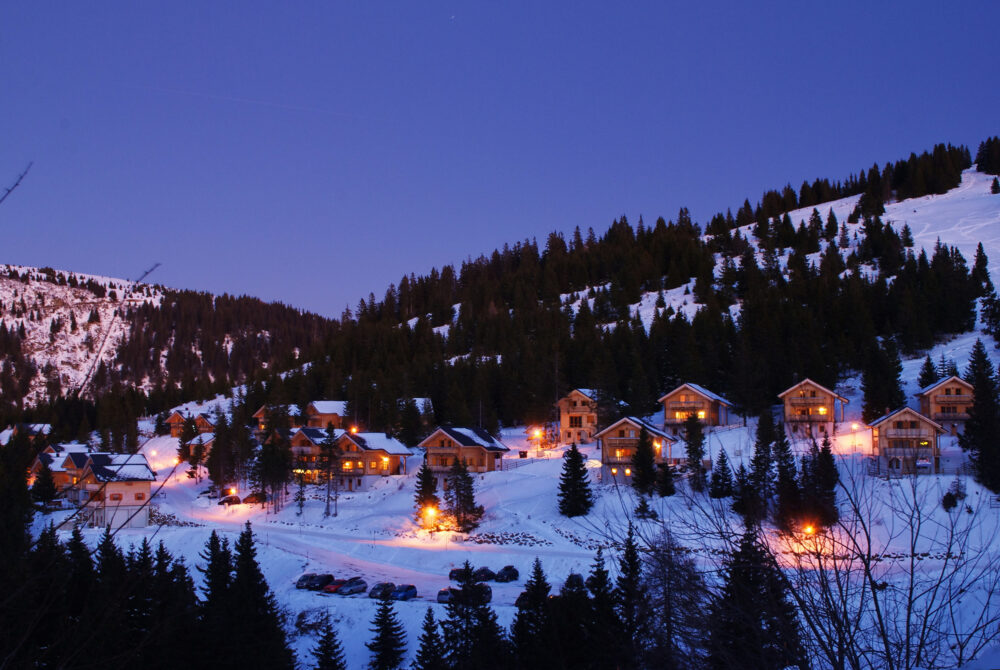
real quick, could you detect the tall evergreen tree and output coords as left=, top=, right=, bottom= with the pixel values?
left=708, top=449, right=734, bottom=498
left=441, top=562, right=509, bottom=670
left=32, top=458, right=57, bottom=505
left=684, top=415, right=707, bottom=492
left=656, top=462, right=676, bottom=497
left=631, top=426, right=657, bottom=495
left=772, top=429, right=801, bottom=532
left=367, top=596, right=407, bottom=670
left=414, top=460, right=441, bottom=520
left=586, top=548, right=623, bottom=670
left=862, top=339, right=906, bottom=422
left=412, top=608, right=447, bottom=670
left=918, top=354, right=939, bottom=389
left=444, top=458, right=482, bottom=531
left=616, top=524, right=647, bottom=669
left=558, top=443, right=593, bottom=516
left=643, top=531, right=709, bottom=670
left=312, top=617, right=348, bottom=670
left=511, top=558, right=557, bottom=669
left=959, top=340, right=1000, bottom=491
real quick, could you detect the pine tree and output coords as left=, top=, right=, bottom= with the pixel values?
left=683, top=415, right=706, bottom=492
left=631, top=427, right=657, bottom=495
left=558, top=443, right=593, bottom=516
left=32, top=459, right=57, bottom=505
left=367, top=596, right=407, bottom=670
left=918, top=354, right=939, bottom=389
left=708, top=450, right=734, bottom=498
left=441, top=561, right=510, bottom=669
left=399, top=398, right=424, bottom=447
left=511, top=558, right=556, bottom=669
left=295, top=471, right=306, bottom=516
left=992, top=177, right=1000, bottom=194
left=706, top=528, right=806, bottom=670
left=656, top=463, right=676, bottom=497
left=959, top=340, right=1000, bottom=492
left=862, top=339, right=906, bottom=422
left=312, top=617, right=347, bottom=670
left=321, top=423, right=341, bottom=517
left=772, top=429, right=801, bottom=532
left=444, top=458, right=482, bottom=531
left=747, top=412, right=775, bottom=522
left=616, top=524, right=647, bottom=669
left=412, top=608, right=447, bottom=670
left=586, top=548, right=622, bottom=669
left=414, top=460, right=440, bottom=520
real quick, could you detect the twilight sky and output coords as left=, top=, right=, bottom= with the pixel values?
left=2, top=2, right=998, bottom=317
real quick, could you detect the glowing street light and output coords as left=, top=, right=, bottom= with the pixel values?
left=350, top=425, right=359, bottom=434
left=803, top=524, right=816, bottom=535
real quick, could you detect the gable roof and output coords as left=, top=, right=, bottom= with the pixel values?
left=339, top=432, right=412, bottom=456
left=67, top=452, right=94, bottom=469
left=915, top=375, right=974, bottom=396
left=308, top=400, right=348, bottom=416
left=658, top=382, right=732, bottom=406
left=777, top=378, right=848, bottom=403
left=868, top=407, right=944, bottom=432
left=594, top=416, right=675, bottom=442
left=189, top=432, right=215, bottom=446
left=86, top=454, right=156, bottom=482
left=568, top=388, right=597, bottom=401
left=292, top=426, right=334, bottom=444
left=421, top=426, right=510, bottom=452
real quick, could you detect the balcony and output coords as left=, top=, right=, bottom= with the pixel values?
left=668, top=401, right=705, bottom=410
left=933, top=412, right=969, bottom=421
left=933, top=394, right=971, bottom=404
left=877, top=447, right=936, bottom=459
left=788, top=396, right=827, bottom=406
left=785, top=414, right=830, bottom=422
left=884, top=428, right=933, bottom=439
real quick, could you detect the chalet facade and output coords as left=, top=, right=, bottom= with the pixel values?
left=166, top=411, right=215, bottom=438
left=305, top=400, right=348, bottom=429
left=418, top=426, right=509, bottom=488
left=31, top=442, right=91, bottom=493
left=778, top=379, right=848, bottom=435
left=80, top=454, right=156, bottom=528
left=659, top=383, right=732, bottom=434
left=869, top=407, right=944, bottom=475
left=252, top=404, right=303, bottom=433
left=594, top=417, right=678, bottom=484
left=915, top=376, right=974, bottom=435
left=333, top=432, right=412, bottom=491
left=555, top=389, right=599, bottom=444
left=288, top=427, right=338, bottom=483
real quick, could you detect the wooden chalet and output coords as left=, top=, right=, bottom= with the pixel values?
left=778, top=378, right=848, bottom=434
left=252, top=404, right=304, bottom=433
left=334, top=431, right=412, bottom=491
left=165, top=411, right=216, bottom=438
left=305, top=400, right=348, bottom=429
left=594, top=417, right=678, bottom=484
left=79, top=453, right=156, bottom=528
left=868, top=407, right=944, bottom=475
left=30, top=442, right=91, bottom=493
left=659, top=383, right=732, bottom=434
left=288, top=427, right=337, bottom=483
left=915, top=376, right=974, bottom=435
left=555, top=388, right=599, bottom=444
left=418, top=426, right=509, bottom=487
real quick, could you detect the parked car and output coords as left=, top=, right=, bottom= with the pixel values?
left=495, top=565, right=519, bottom=583
left=242, top=492, right=267, bottom=504
left=472, top=567, right=496, bottom=582
left=469, top=583, right=492, bottom=604
left=391, top=584, right=418, bottom=601
left=337, top=577, right=368, bottom=595
left=437, top=587, right=458, bottom=604
left=322, top=579, right=348, bottom=594
left=369, top=582, right=396, bottom=599
left=306, top=574, right=335, bottom=591
left=218, top=494, right=241, bottom=506
left=296, top=573, right=317, bottom=589
left=448, top=568, right=466, bottom=581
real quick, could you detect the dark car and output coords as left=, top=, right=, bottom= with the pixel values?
left=296, top=573, right=317, bottom=589
left=448, top=568, right=466, bottom=581
left=495, top=565, right=519, bottom=583
left=322, top=579, right=348, bottom=594
left=391, top=584, right=417, bottom=601
left=242, top=492, right=267, bottom=504
left=337, top=577, right=367, bottom=595
left=472, top=567, right=496, bottom=582
left=306, top=574, right=335, bottom=591
left=469, top=583, right=492, bottom=604
left=218, top=494, right=241, bottom=506
left=437, top=587, right=457, bottom=604
left=369, top=582, right=396, bottom=599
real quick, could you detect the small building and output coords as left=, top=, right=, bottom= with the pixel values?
left=30, top=442, right=91, bottom=493
left=659, top=383, right=733, bottom=434
left=165, top=411, right=216, bottom=438
left=187, top=432, right=215, bottom=458
left=334, top=431, right=412, bottom=492
left=594, top=417, right=678, bottom=484
left=778, top=378, right=848, bottom=435
left=869, top=407, right=945, bottom=475
left=555, top=388, right=599, bottom=444
left=305, top=400, right=349, bottom=429
left=418, top=426, right=509, bottom=487
left=289, top=426, right=337, bottom=482
left=252, top=404, right=304, bottom=433
left=80, top=453, right=156, bottom=528
left=915, top=376, right=974, bottom=435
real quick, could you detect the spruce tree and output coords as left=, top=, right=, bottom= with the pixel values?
left=558, top=443, right=593, bottom=517
left=367, top=596, right=407, bottom=670
left=631, top=427, right=657, bottom=495
left=312, top=617, right=347, bottom=670
left=414, top=460, right=440, bottom=520
left=32, top=459, right=57, bottom=505
left=706, top=528, right=806, bottom=670
left=959, top=340, right=1000, bottom=491
left=444, top=458, right=482, bottom=531
left=584, top=548, right=622, bottom=669
left=656, top=463, right=676, bottom=497
left=772, top=429, right=801, bottom=532
left=708, top=450, right=734, bottom=498
left=441, top=561, right=509, bottom=670
left=992, top=177, right=1000, bottom=194
left=511, top=558, right=556, bottom=669
left=616, top=524, right=647, bottom=669
left=412, top=608, right=447, bottom=670
left=918, top=354, right=939, bottom=389
left=295, top=471, right=306, bottom=516
left=748, top=412, right=775, bottom=522
left=683, top=415, right=706, bottom=492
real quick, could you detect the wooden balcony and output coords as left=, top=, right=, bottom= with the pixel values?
left=788, top=397, right=827, bottom=406
left=884, top=428, right=934, bottom=438
left=933, top=412, right=969, bottom=421
left=785, top=414, right=830, bottom=422
left=933, top=394, right=971, bottom=404
left=668, top=401, right=705, bottom=410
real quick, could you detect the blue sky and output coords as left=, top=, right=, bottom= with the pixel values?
left=2, top=2, right=997, bottom=316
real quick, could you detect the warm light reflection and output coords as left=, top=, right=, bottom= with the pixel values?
left=851, top=423, right=860, bottom=431
left=803, top=524, right=816, bottom=535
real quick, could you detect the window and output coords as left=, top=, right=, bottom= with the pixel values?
left=570, top=416, right=582, bottom=428
left=697, top=410, right=706, bottom=419
left=109, top=493, right=122, bottom=501
left=135, top=492, right=145, bottom=501
left=618, top=429, right=626, bottom=438
left=817, top=406, right=827, bottom=415
left=615, top=449, right=625, bottom=460
left=889, top=458, right=901, bottom=470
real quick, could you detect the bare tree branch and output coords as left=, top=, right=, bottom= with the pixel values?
left=0, top=162, right=33, bottom=207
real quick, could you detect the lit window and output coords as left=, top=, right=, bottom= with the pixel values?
left=615, top=449, right=624, bottom=459
left=697, top=410, right=706, bottom=419
left=817, top=407, right=828, bottom=415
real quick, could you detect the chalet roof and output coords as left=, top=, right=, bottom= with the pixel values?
left=594, top=416, right=675, bottom=442
left=868, top=407, right=945, bottom=432
left=340, top=432, right=412, bottom=456
left=293, top=426, right=334, bottom=444
left=570, top=388, right=597, bottom=401
left=252, top=403, right=303, bottom=418
left=67, top=452, right=93, bottom=469
left=309, top=400, right=348, bottom=416
left=197, top=413, right=216, bottom=425
left=777, top=378, right=848, bottom=403
left=87, top=454, right=156, bottom=482
left=423, top=426, right=510, bottom=452
left=189, top=432, right=215, bottom=446
left=915, top=375, right=974, bottom=396
left=657, top=382, right=732, bottom=407
left=46, top=441, right=90, bottom=455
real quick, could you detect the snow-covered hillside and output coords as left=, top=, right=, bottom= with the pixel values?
left=0, top=264, right=163, bottom=402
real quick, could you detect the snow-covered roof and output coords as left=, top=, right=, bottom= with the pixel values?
left=570, top=388, right=597, bottom=401
left=657, top=382, right=731, bottom=406
left=915, top=375, right=973, bottom=396
left=0, top=423, right=52, bottom=445
left=341, top=432, right=412, bottom=456
left=189, top=432, right=215, bottom=445
left=309, top=400, right=348, bottom=416
left=87, top=454, right=156, bottom=482
left=253, top=403, right=303, bottom=418
left=777, top=378, right=848, bottom=403
left=293, top=426, right=335, bottom=444
left=868, top=407, right=944, bottom=432
left=594, top=416, right=675, bottom=442
left=425, top=426, right=510, bottom=452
